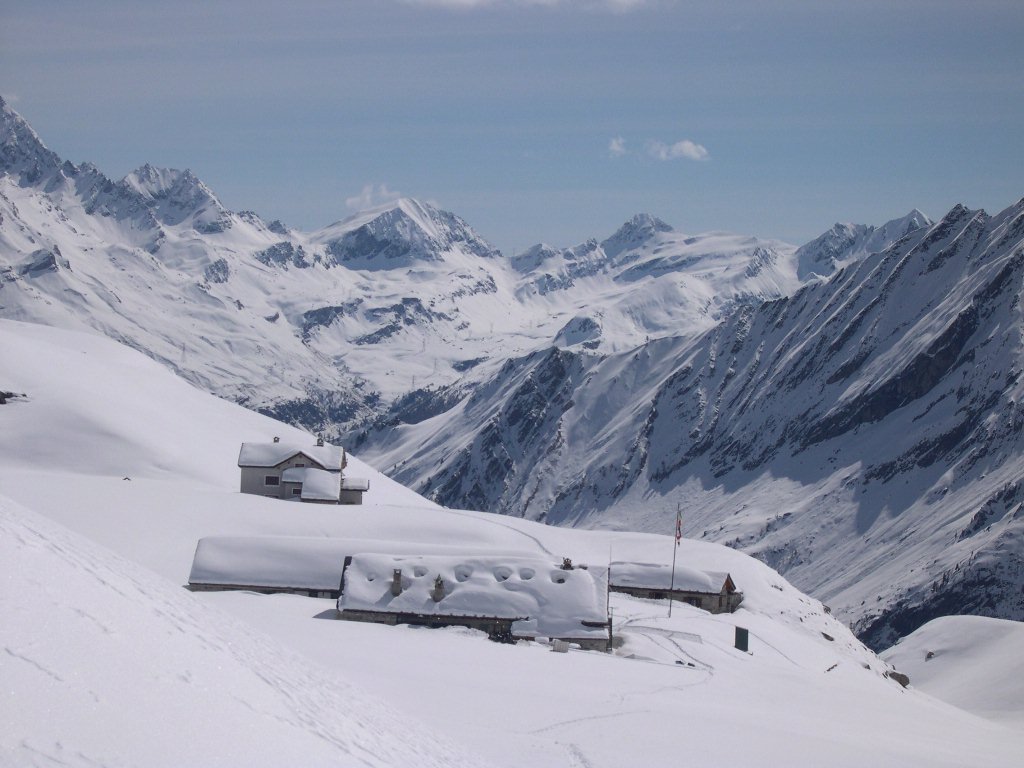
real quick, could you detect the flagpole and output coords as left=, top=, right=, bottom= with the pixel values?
left=668, top=503, right=681, bottom=618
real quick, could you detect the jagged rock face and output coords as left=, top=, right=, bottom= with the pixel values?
left=255, top=241, right=311, bottom=269
left=418, top=348, right=586, bottom=516
left=646, top=204, right=1014, bottom=481
left=0, top=97, right=63, bottom=184
left=20, top=247, right=69, bottom=276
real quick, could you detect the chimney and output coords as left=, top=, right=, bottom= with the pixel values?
left=317, top=435, right=324, bottom=447
left=430, top=575, right=445, bottom=603
left=390, top=568, right=403, bottom=597
left=273, top=436, right=280, bottom=443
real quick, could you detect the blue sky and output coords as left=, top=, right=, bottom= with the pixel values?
left=2, top=0, right=1023, bottom=252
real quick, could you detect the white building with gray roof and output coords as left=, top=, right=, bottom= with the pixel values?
left=238, top=436, right=368, bottom=504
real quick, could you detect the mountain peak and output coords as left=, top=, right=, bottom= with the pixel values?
left=888, top=208, right=932, bottom=234
left=862, top=209, right=933, bottom=254
left=318, top=197, right=500, bottom=269
left=613, top=213, right=674, bottom=238
left=123, top=165, right=211, bottom=201
left=797, top=209, right=935, bottom=282
left=119, top=164, right=226, bottom=230
left=601, top=213, right=674, bottom=258
left=0, top=99, right=63, bottom=183
left=511, top=243, right=560, bottom=273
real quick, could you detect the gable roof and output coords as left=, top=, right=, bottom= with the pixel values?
left=238, top=440, right=344, bottom=470
left=610, top=561, right=736, bottom=594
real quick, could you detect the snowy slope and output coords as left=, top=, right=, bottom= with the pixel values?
left=2, top=320, right=1022, bottom=766
left=881, top=615, right=1024, bottom=727
left=0, top=498, right=482, bottom=768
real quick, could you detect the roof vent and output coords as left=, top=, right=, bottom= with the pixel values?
left=316, top=435, right=324, bottom=447
left=273, top=436, right=280, bottom=443
left=430, top=575, right=446, bottom=603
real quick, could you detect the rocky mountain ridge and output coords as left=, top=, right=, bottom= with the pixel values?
left=357, top=197, right=1024, bottom=648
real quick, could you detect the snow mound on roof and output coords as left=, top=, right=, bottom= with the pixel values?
left=0, top=496, right=484, bottom=768
left=339, top=553, right=608, bottom=640
left=880, top=615, right=1024, bottom=726
left=282, top=466, right=343, bottom=500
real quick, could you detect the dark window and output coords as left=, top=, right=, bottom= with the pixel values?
left=295, top=462, right=305, bottom=468
left=291, top=488, right=302, bottom=496
left=264, top=475, right=280, bottom=486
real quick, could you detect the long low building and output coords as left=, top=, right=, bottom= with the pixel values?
left=187, top=536, right=539, bottom=599
left=609, top=561, right=743, bottom=614
left=338, top=553, right=611, bottom=650
left=188, top=536, right=355, bottom=597
left=188, top=537, right=616, bottom=649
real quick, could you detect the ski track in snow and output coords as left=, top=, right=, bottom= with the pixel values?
left=0, top=498, right=485, bottom=768
left=565, top=742, right=596, bottom=768
left=529, top=710, right=654, bottom=736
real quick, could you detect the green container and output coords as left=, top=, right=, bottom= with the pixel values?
left=735, top=626, right=749, bottom=653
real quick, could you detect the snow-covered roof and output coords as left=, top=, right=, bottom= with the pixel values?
left=339, top=554, right=609, bottom=641
left=281, top=466, right=342, bottom=501
left=238, top=440, right=344, bottom=470
left=189, top=536, right=353, bottom=591
left=188, top=537, right=542, bottom=592
left=341, top=477, right=370, bottom=491
left=610, top=561, right=735, bottom=594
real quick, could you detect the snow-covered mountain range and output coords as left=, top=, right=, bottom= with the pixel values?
left=3, top=96, right=1022, bottom=649
left=363, top=198, right=1024, bottom=650
left=0, top=96, right=803, bottom=419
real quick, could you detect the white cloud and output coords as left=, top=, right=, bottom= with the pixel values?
left=647, top=138, right=709, bottom=162
left=345, top=183, right=403, bottom=210
left=608, top=136, right=627, bottom=157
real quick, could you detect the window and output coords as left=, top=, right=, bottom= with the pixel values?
left=291, top=488, right=302, bottom=496
left=294, top=462, right=305, bottom=468
left=264, top=475, right=280, bottom=486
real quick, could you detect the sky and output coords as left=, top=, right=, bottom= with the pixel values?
left=2, top=0, right=1023, bottom=253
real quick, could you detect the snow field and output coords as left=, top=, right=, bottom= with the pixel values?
left=1, top=318, right=1022, bottom=767
left=0, top=497, right=484, bottom=768
left=881, top=615, right=1024, bottom=727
